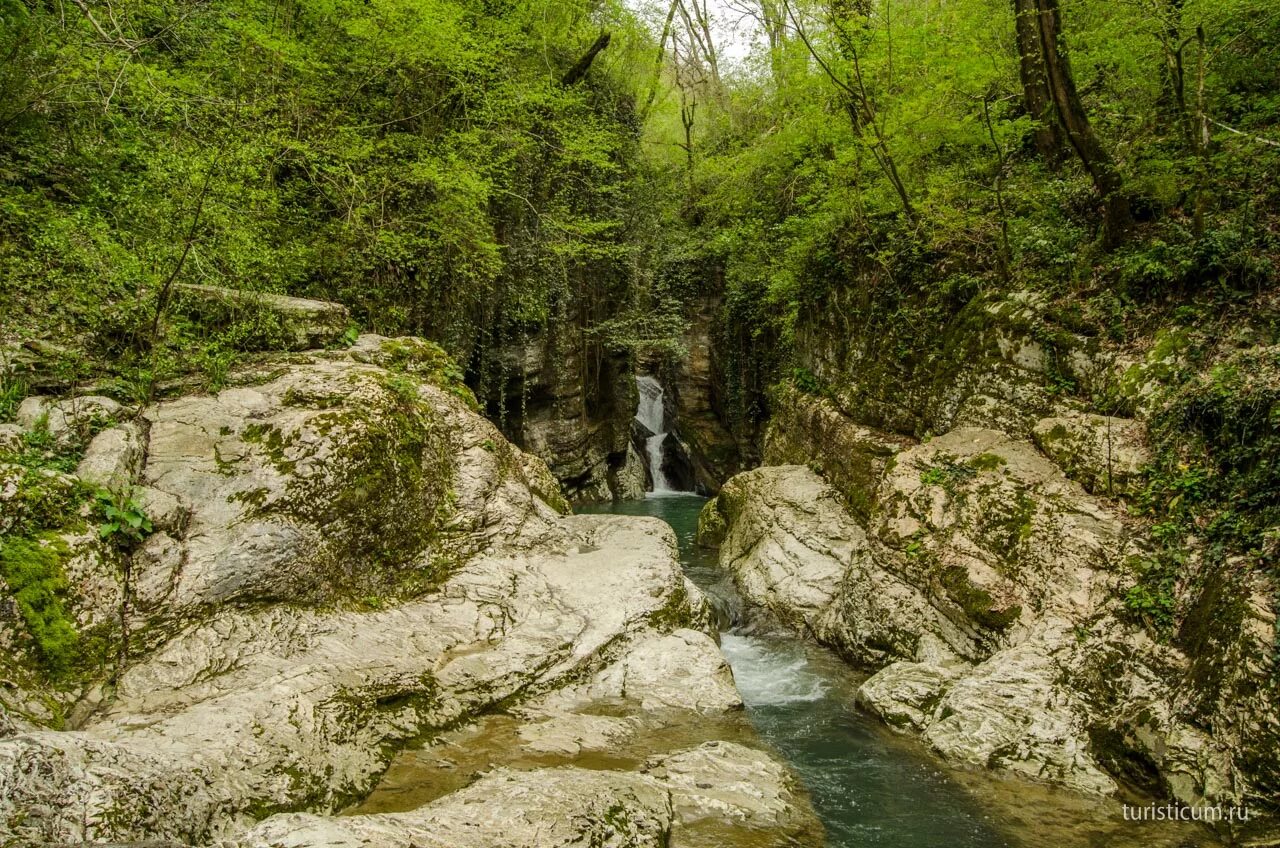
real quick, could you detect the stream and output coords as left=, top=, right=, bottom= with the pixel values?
left=582, top=493, right=1224, bottom=848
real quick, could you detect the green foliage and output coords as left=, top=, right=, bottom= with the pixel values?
left=1, top=0, right=661, bottom=405
left=0, top=376, right=25, bottom=422
left=1123, top=554, right=1181, bottom=633
left=95, top=489, right=154, bottom=547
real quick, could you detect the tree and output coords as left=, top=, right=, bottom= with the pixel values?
left=1014, top=0, right=1132, bottom=246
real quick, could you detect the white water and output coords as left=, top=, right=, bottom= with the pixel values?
left=719, top=633, right=829, bottom=706
left=635, top=375, right=677, bottom=494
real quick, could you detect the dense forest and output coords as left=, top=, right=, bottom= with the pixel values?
left=2, top=0, right=1280, bottom=839
left=5, top=0, right=1278, bottom=612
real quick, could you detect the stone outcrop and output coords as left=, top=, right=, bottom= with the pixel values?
left=1032, top=410, right=1149, bottom=496
left=16, top=394, right=123, bottom=448
left=243, top=742, right=818, bottom=848
left=763, top=384, right=913, bottom=520
left=172, top=283, right=351, bottom=351
left=0, top=336, right=812, bottom=846
left=490, top=327, right=635, bottom=503
left=706, top=424, right=1274, bottom=810
left=662, top=296, right=755, bottom=491
left=796, top=290, right=1103, bottom=439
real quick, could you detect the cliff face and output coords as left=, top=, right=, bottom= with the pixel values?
left=696, top=286, right=1280, bottom=820
left=661, top=296, right=760, bottom=493
left=484, top=325, right=637, bottom=504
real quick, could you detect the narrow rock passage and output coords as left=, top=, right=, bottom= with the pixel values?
left=584, top=494, right=1227, bottom=848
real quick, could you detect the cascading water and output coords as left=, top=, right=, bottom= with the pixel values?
left=635, top=375, right=678, bottom=494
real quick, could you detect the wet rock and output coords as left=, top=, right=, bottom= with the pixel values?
left=856, top=661, right=963, bottom=731
left=714, top=466, right=857, bottom=634
left=613, top=442, right=649, bottom=501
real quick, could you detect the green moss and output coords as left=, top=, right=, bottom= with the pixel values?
left=938, top=565, right=1020, bottom=630
left=967, top=452, right=1007, bottom=472
left=0, top=465, right=87, bottom=538
left=0, top=535, right=79, bottom=678
left=918, top=455, right=976, bottom=494
left=258, top=373, right=458, bottom=599
left=696, top=498, right=726, bottom=548
left=646, top=580, right=696, bottom=631
left=242, top=422, right=300, bottom=475
left=374, top=338, right=478, bottom=411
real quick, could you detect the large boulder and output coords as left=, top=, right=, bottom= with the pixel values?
left=75, top=422, right=145, bottom=491
left=0, top=336, right=811, bottom=845
left=242, top=742, right=819, bottom=848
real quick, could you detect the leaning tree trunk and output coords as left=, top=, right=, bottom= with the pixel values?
left=1012, top=0, right=1066, bottom=167
left=1017, top=0, right=1132, bottom=246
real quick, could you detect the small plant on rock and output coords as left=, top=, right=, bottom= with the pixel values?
left=95, top=489, right=153, bottom=548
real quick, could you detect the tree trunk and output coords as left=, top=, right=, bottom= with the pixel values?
left=1012, top=0, right=1066, bottom=167
left=561, top=32, right=612, bottom=86
left=1023, top=0, right=1132, bottom=246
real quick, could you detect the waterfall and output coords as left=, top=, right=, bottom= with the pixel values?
left=635, top=375, right=677, bottom=494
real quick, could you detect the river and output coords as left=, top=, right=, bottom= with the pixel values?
left=583, top=493, right=1224, bottom=848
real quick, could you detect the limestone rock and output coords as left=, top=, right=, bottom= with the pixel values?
left=0, top=422, right=23, bottom=452
left=613, top=442, right=649, bottom=501
left=871, top=428, right=1126, bottom=654
left=647, top=741, right=814, bottom=835
left=0, top=513, right=717, bottom=845
left=538, top=628, right=743, bottom=716
left=134, top=486, right=190, bottom=534
left=706, top=444, right=1187, bottom=798
left=0, top=337, right=814, bottom=845
left=172, top=283, right=350, bottom=351
left=695, top=497, right=725, bottom=548
left=1032, top=411, right=1149, bottom=497
left=491, top=328, right=635, bottom=504
left=714, top=466, right=857, bottom=634
left=764, top=383, right=913, bottom=520
left=76, top=422, right=145, bottom=491
left=241, top=743, right=818, bottom=848
left=856, top=661, right=963, bottom=731
left=16, top=395, right=123, bottom=447
left=922, top=643, right=1118, bottom=795
left=242, top=766, right=674, bottom=848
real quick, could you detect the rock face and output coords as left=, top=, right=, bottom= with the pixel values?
left=242, top=742, right=816, bottom=848
left=708, top=424, right=1275, bottom=810
left=796, top=290, right=1102, bottom=439
left=663, top=296, right=756, bottom=491
left=172, top=283, right=351, bottom=351
left=763, top=384, right=914, bottom=520
left=1032, top=411, right=1149, bottom=496
left=489, top=327, right=636, bottom=503
left=0, top=336, right=813, bottom=846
